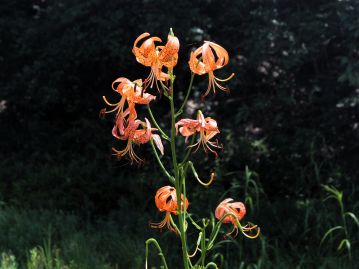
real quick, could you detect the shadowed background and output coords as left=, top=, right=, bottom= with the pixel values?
left=0, top=0, right=358, bottom=268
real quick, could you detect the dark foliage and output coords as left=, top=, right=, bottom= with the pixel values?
left=0, top=0, right=358, bottom=267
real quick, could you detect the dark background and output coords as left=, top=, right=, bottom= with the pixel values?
left=0, top=0, right=358, bottom=268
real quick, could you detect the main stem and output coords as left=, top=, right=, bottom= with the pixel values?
left=169, top=79, right=190, bottom=269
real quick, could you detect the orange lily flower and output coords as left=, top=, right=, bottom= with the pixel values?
left=132, top=32, right=179, bottom=90
left=215, top=198, right=260, bottom=238
left=150, top=186, right=189, bottom=233
left=112, top=118, right=163, bottom=164
left=104, top=77, right=156, bottom=110
left=188, top=41, right=234, bottom=97
left=175, top=111, right=222, bottom=158
left=102, top=77, right=156, bottom=135
left=112, top=78, right=156, bottom=104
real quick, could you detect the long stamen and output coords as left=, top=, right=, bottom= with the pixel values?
left=225, top=225, right=238, bottom=238
left=202, top=74, right=213, bottom=99
left=240, top=223, right=260, bottom=239
left=150, top=212, right=173, bottom=231
left=103, top=96, right=121, bottom=106
left=197, top=172, right=215, bottom=187
left=112, top=140, right=143, bottom=165
left=213, top=79, right=230, bottom=93
left=215, top=73, right=235, bottom=82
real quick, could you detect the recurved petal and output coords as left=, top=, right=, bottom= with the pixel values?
left=153, top=66, right=170, bottom=81
left=152, top=134, right=164, bottom=155
left=111, top=77, right=132, bottom=93
left=112, top=115, right=126, bottom=139
left=221, top=198, right=234, bottom=204
left=131, top=90, right=156, bottom=104
left=134, top=118, right=152, bottom=144
left=133, top=33, right=151, bottom=48
left=231, top=202, right=246, bottom=220
left=179, top=126, right=196, bottom=137
left=205, top=130, right=219, bottom=142
left=159, top=35, right=180, bottom=68
left=215, top=204, right=231, bottom=222
left=205, top=117, right=218, bottom=128
left=176, top=119, right=200, bottom=137
left=132, top=33, right=161, bottom=67
left=208, top=41, right=229, bottom=68
left=202, top=42, right=217, bottom=71
left=189, top=53, right=206, bottom=75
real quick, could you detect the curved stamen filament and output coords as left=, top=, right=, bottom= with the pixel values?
left=144, top=69, right=156, bottom=90
left=102, top=95, right=127, bottom=116
left=103, top=96, right=121, bottom=106
left=215, top=73, right=235, bottom=82
left=112, top=140, right=143, bottom=164
left=203, top=72, right=234, bottom=98
left=240, top=223, right=260, bottom=239
left=225, top=226, right=239, bottom=238
left=150, top=212, right=176, bottom=233
left=188, top=130, right=222, bottom=158
left=197, top=172, right=215, bottom=187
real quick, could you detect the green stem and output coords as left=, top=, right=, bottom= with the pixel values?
left=147, top=104, right=170, bottom=141
left=180, top=134, right=196, bottom=165
left=150, top=139, right=174, bottom=184
left=168, top=73, right=190, bottom=269
left=169, top=215, right=180, bottom=234
left=175, top=73, right=195, bottom=117
left=187, top=214, right=202, bottom=231
left=145, top=238, right=169, bottom=269
left=200, top=223, right=207, bottom=266
left=205, top=262, right=219, bottom=269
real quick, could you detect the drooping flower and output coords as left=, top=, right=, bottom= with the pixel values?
left=112, top=78, right=156, bottom=105
left=215, top=198, right=260, bottom=238
left=102, top=77, right=156, bottom=135
left=150, top=186, right=189, bottom=233
left=175, top=111, right=222, bottom=157
left=112, top=118, right=163, bottom=164
left=132, top=32, right=179, bottom=90
left=188, top=41, right=234, bottom=97
left=104, top=78, right=156, bottom=111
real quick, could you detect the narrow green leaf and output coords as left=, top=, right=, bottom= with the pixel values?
left=320, top=226, right=344, bottom=246
left=345, top=212, right=359, bottom=228
left=337, top=238, right=351, bottom=252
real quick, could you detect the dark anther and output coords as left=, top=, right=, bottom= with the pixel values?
left=141, top=87, right=145, bottom=98
left=99, top=108, right=106, bottom=119
left=166, top=196, right=172, bottom=204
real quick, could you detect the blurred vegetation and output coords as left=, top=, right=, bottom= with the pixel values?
left=0, top=0, right=358, bottom=268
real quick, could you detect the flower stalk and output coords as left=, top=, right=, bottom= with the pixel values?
left=102, top=29, right=260, bottom=269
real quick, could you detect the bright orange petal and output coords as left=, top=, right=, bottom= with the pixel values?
left=159, top=35, right=180, bottom=69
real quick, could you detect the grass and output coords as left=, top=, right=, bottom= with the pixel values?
left=0, top=181, right=358, bottom=269
left=0, top=206, right=145, bottom=269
